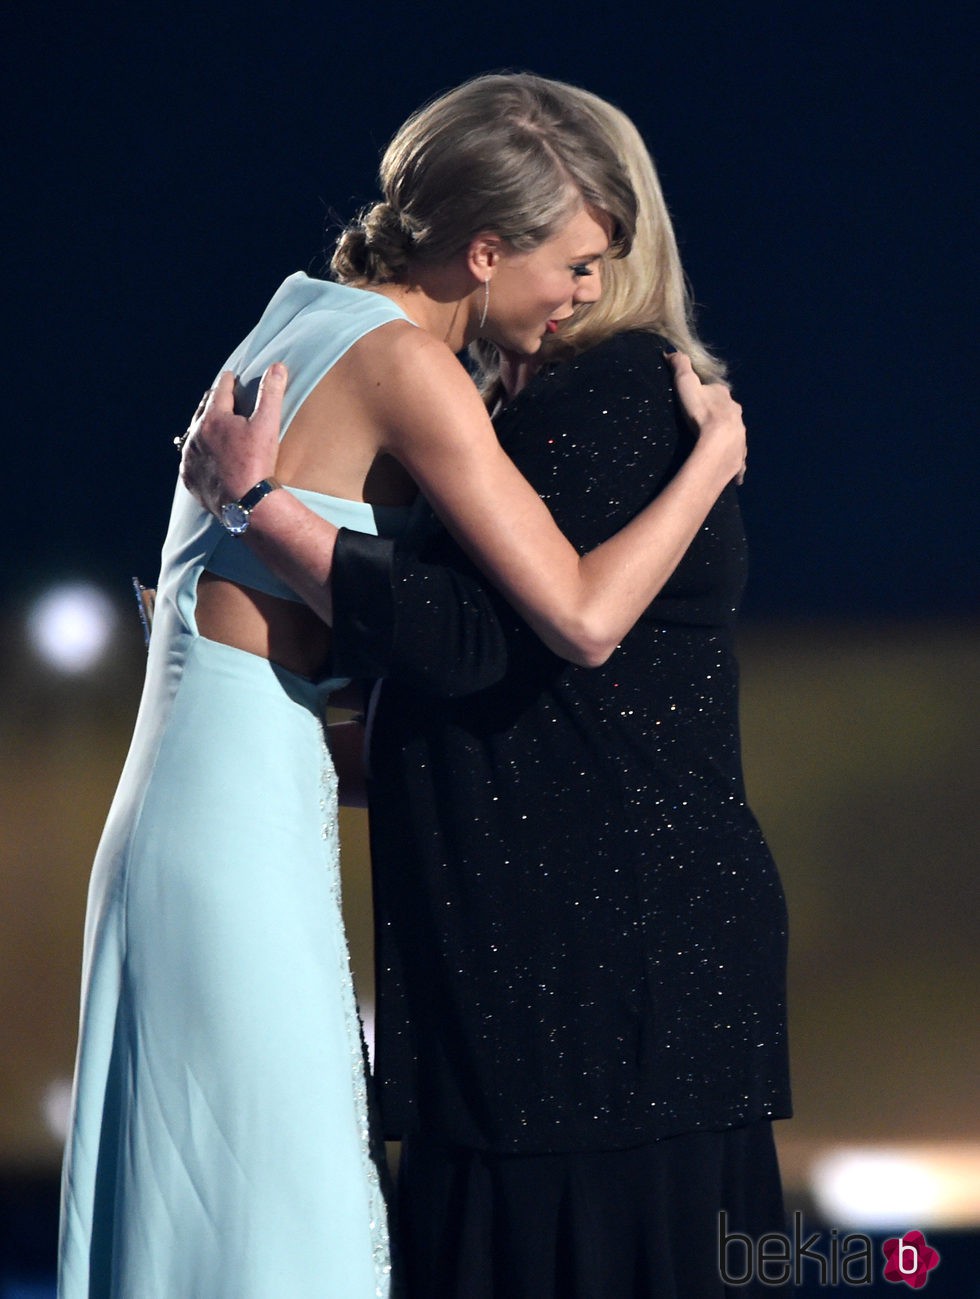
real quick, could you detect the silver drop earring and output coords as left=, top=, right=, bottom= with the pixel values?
left=479, top=277, right=490, bottom=329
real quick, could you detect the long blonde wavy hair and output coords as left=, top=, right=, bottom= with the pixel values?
left=472, top=85, right=726, bottom=395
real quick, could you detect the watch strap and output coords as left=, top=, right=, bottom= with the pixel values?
left=237, top=477, right=282, bottom=511
left=220, top=477, right=282, bottom=535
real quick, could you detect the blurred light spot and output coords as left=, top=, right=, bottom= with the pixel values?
left=812, top=1145, right=980, bottom=1228
left=26, top=582, right=117, bottom=673
left=42, top=1076, right=73, bottom=1143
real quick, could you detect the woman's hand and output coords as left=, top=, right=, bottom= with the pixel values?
left=666, top=352, right=747, bottom=485
left=180, top=363, right=288, bottom=514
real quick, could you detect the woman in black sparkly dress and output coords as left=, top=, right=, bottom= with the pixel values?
left=184, top=88, right=788, bottom=1299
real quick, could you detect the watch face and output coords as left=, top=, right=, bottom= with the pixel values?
left=220, top=502, right=249, bottom=535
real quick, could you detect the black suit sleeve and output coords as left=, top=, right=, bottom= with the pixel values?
left=330, top=527, right=515, bottom=697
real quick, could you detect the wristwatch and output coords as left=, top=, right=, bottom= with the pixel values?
left=219, top=478, right=282, bottom=536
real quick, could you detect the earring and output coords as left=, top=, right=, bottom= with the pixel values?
left=479, top=277, right=490, bottom=329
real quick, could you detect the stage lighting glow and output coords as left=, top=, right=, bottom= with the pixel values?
left=812, top=1145, right=980, bottom=1228
left=27, top=582, right=118, bottom=673
left=41, top=1077, right=73, bottom=1143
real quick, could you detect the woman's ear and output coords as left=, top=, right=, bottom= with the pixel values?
left=466, top=233, right=504, bottom=280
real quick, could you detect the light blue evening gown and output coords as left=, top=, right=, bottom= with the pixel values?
left=58, top=276, right=411, bottom=1298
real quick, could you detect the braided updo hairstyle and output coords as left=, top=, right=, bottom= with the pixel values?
left=331, top=72, right=637, bottom=286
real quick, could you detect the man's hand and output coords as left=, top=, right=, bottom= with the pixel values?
left=180, top=363, right=288, bottom=515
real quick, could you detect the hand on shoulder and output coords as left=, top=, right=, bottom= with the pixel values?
left=666, top=352, right=746, bottom=485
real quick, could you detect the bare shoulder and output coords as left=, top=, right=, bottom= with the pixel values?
left=273, top=319, right=444, bottom=492
left=281, top=319, right=441, bottom=425
left=352, top=322, right=492, bottom=451
left=350, top=317, right=468, bottom=385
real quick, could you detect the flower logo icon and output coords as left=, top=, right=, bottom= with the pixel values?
left=882, top=1231, right=941, bottom=1288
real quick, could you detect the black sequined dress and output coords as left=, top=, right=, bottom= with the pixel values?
left=332, top=330, right=791, bottom=1157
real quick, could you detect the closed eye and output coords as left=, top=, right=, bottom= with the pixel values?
left=571, top=263, right=595, bottom=277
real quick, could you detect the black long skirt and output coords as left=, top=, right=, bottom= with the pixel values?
left=396, top=1121, right=788, bottom=1299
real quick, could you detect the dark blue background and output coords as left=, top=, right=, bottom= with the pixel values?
left=7, top=0, right=976, bottom=619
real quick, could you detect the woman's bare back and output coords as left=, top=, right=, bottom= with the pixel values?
left=195, top=322, right=417, bottom=679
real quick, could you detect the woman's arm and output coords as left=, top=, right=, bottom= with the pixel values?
left=329, top=333, right=701, bottom=696
left=182, top=336, right=743, bottom=666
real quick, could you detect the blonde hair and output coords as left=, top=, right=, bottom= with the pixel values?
left=331, top=73, right=636, bottom=285
left=472, top=86, right=727, bottom=391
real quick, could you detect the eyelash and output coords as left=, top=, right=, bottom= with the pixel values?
left=571, top=264, right=594, bottom=278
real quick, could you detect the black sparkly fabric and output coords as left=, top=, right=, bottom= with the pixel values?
left=331, top=330, right=791, bottom=1153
